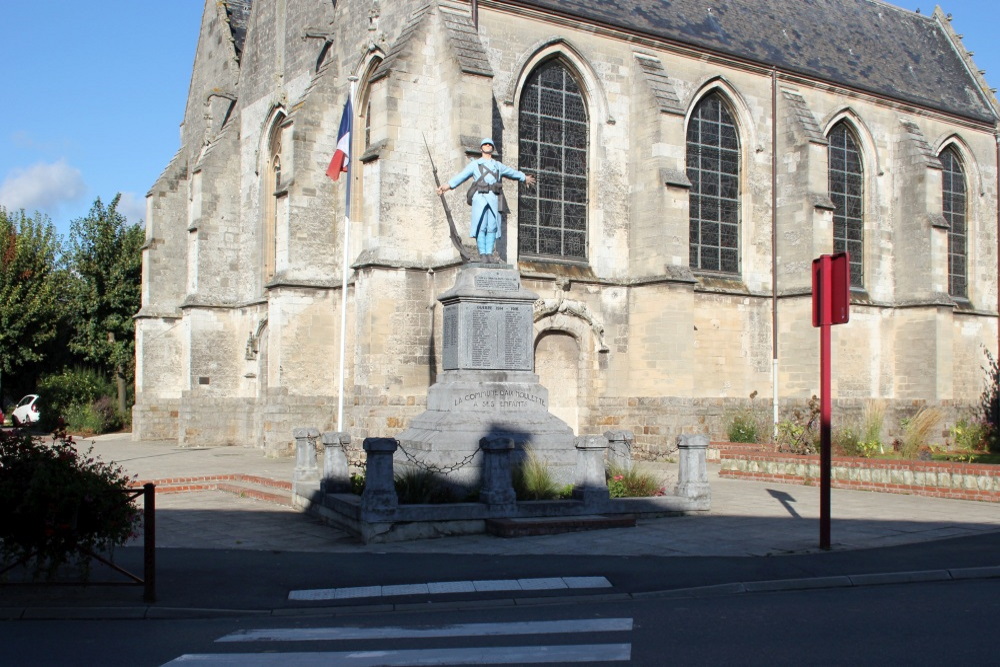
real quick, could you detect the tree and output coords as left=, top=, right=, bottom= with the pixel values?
left=67, top=195, right=144, bottom=415
left=0, top=208, right=68, bottom=402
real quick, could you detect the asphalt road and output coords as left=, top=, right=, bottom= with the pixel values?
left=3, top=577, right=997, bottom=666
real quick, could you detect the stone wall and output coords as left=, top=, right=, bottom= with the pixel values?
left=720, top=451, right=1000, bottom=503
left=135, top=1, right=1000, bottom=454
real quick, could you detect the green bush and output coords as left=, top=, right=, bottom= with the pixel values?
left=36, top=367, right=118, bottom=432
left=62, top=397, right=124, bottom=435
left=725, top=392, right=769, bottom=444
left=606, top=463, right=665, bottom=498
left=775, top=396, right=820, bottom=454
left=950, top=417, right=989, bottom=453
left=727, top=409, right=762, bottom=443
left=833, top=426, right=879, bottom=458
left=0, top=426, right=140, bottom=578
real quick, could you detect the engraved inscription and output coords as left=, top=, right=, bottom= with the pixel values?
left=453, top=388, right=547, bottom=409
left=474, top=271, right=519, bottom=292
left=453, top=301, right=533, bottom=371
left=442, top=307, right=458, bottom=369
left=504, top=306, right=530, bottom=368
left=470, top=304, right=498, bottom=368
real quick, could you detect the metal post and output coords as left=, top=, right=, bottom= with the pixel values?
left=819, top=256, right=832, bottom=551
left=143, top=483, right=156, bottom=603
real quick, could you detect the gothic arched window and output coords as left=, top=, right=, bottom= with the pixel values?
left=940, top=146, right=967, bottom=299
left=263, top=122, right=283, bottom=282
left=518, top=59, right=589, bottom=260
left=686, top=92, right=740, bottom=274
left=828, top=122, right=864, bottom=287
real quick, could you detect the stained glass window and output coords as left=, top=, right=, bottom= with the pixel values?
left=687, top=93, right=740, bottom=274
left=518, top=60, right=588, bottom=260
left=940, top=147, right=968, bottom=299
left=828, top=122, right=864, bottom=287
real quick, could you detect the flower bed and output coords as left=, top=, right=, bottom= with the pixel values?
left=716, top=444, right=1000, bottom=503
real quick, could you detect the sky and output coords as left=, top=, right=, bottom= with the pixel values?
left=2, top=1, right=999, bottom=239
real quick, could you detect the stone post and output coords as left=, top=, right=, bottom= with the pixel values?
left=573, top=435, right=610, bottom=507
left=292, top=427, right=319, bottom=495
left=604, top=429, right=634, bottom=471
left=321, top=431, right=351, bottom=493
left=361, top=437, right=399, bottom=519
left=675, top=434, right=711, bottom=502
left=479, top=436, right=516, bottom=514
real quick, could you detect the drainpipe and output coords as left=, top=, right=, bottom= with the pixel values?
left=996, top=131, right=1000, bottom=358
left=771, top=67, right=779, bottom=438
left=471, top=0, right=479, bottom=30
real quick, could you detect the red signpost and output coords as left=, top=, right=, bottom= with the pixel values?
left=811, top=252, right=850, bottom=550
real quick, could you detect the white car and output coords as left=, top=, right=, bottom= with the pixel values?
left=11, top=394, right=40, bottom=426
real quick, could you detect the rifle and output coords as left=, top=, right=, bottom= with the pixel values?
left=423, top=133, right=472, bottom=262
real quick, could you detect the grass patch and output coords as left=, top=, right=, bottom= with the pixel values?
left=512, top=450, right=570, bottom=500
left=606, top=463, right=666, bottom=498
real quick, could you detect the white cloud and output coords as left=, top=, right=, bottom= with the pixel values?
left=117, top=191, right=147, bottom=227
left=0, top=159, right=86, bottom=215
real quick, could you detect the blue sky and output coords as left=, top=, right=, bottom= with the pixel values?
left=1, top=1, right=998, bottom=238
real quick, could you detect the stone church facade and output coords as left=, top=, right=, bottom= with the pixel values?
left=135, top=0, right=1000, bottom=455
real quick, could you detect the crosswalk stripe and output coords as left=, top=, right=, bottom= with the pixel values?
left=217, top=618, right=633, bottom=643
left=164, top=643, right=632, bottom=665
left=288, top=576, right=612, bottom=601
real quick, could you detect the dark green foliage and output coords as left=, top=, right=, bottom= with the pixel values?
left=0, top=426, right=140, bottom=578
left=67, top=195, right=144, bottom=409
left=36, top=367, right=117, bottom=432
left=982, top=349, right=1000, bottom=454
left=0, top=207, right=69, bottom=396
left=393, top=468, right=456, bottom=504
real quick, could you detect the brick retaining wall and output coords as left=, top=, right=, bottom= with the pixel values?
left=718, top=448, right=1000, bottom=502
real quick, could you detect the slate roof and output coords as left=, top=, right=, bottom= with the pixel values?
left=501, top=0, right=996, bottom=122
left=224, top=0, right=253, bottom=62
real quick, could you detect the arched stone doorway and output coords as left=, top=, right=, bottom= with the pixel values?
left=535, top=330, right=581, bottom=434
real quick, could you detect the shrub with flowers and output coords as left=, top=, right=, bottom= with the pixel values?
left=0, top=424, right=140, bottom=578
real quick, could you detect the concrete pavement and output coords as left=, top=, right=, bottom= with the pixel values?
left=2, top=432, right=999, bottom=618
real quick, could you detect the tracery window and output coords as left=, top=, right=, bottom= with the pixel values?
left=517, top=59, right=588, bottom=260
left=940, top=147, right=967, bottom=299
left=686, top=92, right=740, bottom=274
left=263, top=122, right=282, bottom=282
left=828, top=122, right=864, bottom=287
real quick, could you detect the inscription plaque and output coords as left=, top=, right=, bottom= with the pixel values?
left=442, top=302, right=533, bottom=371
left=474, top=271, right=520, bottom=292
left=442, top=308, right=458, bottom=369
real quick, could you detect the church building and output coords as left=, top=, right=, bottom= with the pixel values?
left=135, top=0, right=1000, bottom=455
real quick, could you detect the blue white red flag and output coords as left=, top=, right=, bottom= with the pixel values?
left=326, top=96, right=353, bottom=181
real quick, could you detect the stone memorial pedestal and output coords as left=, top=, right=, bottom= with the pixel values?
left=395, top=263, right=575, bottom=489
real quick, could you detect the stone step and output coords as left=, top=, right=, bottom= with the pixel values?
left=486, top=514, right=636, bottom=538
left=139, top=474, right=294, bottom=507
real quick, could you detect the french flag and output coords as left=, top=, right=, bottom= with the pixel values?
left=326, top=96, right=353, bottom=181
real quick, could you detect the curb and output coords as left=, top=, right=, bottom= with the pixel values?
left=3, top=565, right=999, bottom=621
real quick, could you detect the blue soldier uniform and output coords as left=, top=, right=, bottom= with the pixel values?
left=446, top=138, right=529, bottom=256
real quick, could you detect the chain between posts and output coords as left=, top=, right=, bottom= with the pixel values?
left=338, top=441, right=367, bottom=470
left=397, top=442, right=481, bottom=475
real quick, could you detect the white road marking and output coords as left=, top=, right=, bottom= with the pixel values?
left=217, top=618, right=633, bottom=642
left=164, top=643, right=632, bottom=665
left=288, top=575, right=612, bottom=601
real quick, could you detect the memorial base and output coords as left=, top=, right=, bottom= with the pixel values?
left=395, top=370, right=576, bottom=489
left=395, top=264, right=576, bottom=490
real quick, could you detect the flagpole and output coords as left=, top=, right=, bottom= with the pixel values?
left=337, top=77, right=358, bottom=433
